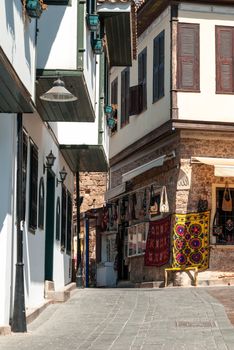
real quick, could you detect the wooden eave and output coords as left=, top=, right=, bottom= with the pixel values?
left=0, top=47, right=35, bottom=113
left=137, top=0, right=234, bottom=37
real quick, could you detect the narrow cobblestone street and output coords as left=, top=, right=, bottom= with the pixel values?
left=1, top=287, right=234, bottom=349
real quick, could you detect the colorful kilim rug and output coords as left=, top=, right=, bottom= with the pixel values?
left=172, top=211, right=210, bottom=271
left=144, top=216, right=171, bottom=266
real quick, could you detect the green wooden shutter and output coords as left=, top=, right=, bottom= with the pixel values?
left=177, top=23, right=200, bottom=91
left=216, top=26, right=233, bottom=93
left=138, top=48, right=147, bottom=110
left=66, top=192, right=72, bottom=255
left=61, top=185, right=67, bottom=251
left=29, top=140, right=38, bottom=231
left=159, top=31, right=165, bottom=98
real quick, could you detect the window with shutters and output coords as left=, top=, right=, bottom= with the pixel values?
left=61, top=185, right=67, bottom=251
left=138, top=48, right=147, bottom=110
left=129, top=84, right=143, bottom=116
left=121, top=68, right=130, bottom=127
left=22, top=130, right=28, bottom=220
left=29, top=139, right=38, bottom=231
left=111, top=78, right=118, bottom=134
left=153, top=31, right=165, bottom=103
left=66, top=192, right=72, bottom=255
left=177, top=23, right=200, bottom=91
left=216, top=26, right=234, bottom=94
left=38, top=177, right=45, bottom=229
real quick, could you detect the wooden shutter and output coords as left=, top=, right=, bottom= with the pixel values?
left=66, top=192, right=72, bottom=255
left=56, top=197, right=60, bottom=241
left=61, top=185, right=67, bottom=250
left=153, top=31, right=165, bottom=102
left=216, top=26, right=233, bottom=93
left=138, top=48, right=147, bottom=110
left=29, top=140, right=38, bottom=230
left=177, top=23, right=200, bottom=91
left=121, top=68, right=129, bottom=127
left=38, top=177, right=45, bottom=229
left=129, top=84, right=143, bottom=115
left=22, top=131, right=28, bottom=220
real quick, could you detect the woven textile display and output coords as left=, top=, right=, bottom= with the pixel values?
left=172, top=211, right=210, bottom=271
left=144, top=216, right=171, bottom=267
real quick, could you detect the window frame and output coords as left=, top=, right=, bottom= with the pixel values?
left=38, top=177, right=45, bottom=229
left=56, top=197, right=61, bottom=241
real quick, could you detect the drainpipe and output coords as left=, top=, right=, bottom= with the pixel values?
left=98, top=52, right=105, bottom=145
left=77, top=0, right=85, bottom=72
left=11, top=113, right=27, bottom=333
left=76, top=171, right=83, bottom=288
left=170, top=4, right=178, bottom=121
left=85, top=217, right=89, bottom=288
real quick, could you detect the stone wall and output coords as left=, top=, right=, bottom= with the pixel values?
left=110, top=131, right=234, bottom=284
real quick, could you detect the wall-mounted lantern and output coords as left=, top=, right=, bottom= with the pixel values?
left=86, top=14, right=100, bottom=32
left=92, top=38, right=103, bottom=55
left=56, top=166, right=68, bottom=187
left=43, top=150, right=56, bottom=174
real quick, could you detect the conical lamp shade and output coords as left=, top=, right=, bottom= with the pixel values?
left=40, top=78, right=77, bottom=102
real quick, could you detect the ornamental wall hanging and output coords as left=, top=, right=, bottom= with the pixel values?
left=172, top=211, right=210, bottom=271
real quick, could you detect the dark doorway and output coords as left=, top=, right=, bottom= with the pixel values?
left=44, top=169, right=55, bottom=281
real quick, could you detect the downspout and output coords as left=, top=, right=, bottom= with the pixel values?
left=76, top=171, right=83, bottom=287
left=11, top=113, right=27, bottom=333
left=170, top=4, right=178, bottom=121
left=98, top=52, right=105, bottom=145
left=77, top=0, right=85, bottom=72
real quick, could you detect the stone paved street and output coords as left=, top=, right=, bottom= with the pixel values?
left=1, top=287, right=234, bottom=349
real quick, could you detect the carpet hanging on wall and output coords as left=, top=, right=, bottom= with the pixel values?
left=172, top=211, right=210, bottom=271
left=144, top=215, right=171, bottom=266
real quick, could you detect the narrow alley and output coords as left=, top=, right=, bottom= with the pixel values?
left=1, top=287, right=234, bottom=350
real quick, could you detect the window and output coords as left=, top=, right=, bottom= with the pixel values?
left=177, top=23, right=200, bottom=91
left=22, top=130, right=28, bottom=220
left=121, top=68, right=130, bottom=127
left=29, top=139, right=38, bottom=231
left=61, top=185, right=67, bottom=251
left=56, top=197, right=60, bottom=241
left=66, top=192, right=72, bottom=255
left=38, top=177, right=45, bottom=229
left=138, top=48, right=147, bottom=110
left=153, top=31, right=165, bottom=102
left=214, top=187, right=234, bottom=245
left=216, top=26, right=234, bottom=93
left=128, top=222, right=149, bottom=257
left=111, top=78, right=118, bottom=133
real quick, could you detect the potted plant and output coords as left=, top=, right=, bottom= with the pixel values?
left=25, top=0, right=47, bottom=19
left=92, top=38, right=103, bottom=55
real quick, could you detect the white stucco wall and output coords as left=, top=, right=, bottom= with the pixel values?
left=0, top=1, right=36, bottom=98
left=23, top=113, right=73, bottom=307
left=109, top=7, right=171, bottom=158
left=37, top=3, right=77, bottom=70
left=0, top=115, right=16, bottom=326
left=177, top=3, right=234, bottom=122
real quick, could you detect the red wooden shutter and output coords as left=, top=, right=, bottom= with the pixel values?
left=177, top=23, right=200, bottom=91
left=216, top=26, right=233, bottom=93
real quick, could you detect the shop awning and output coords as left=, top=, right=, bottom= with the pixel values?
left=191, top=157, right=234, bottom=177
left=105, top=183, right=126, bottom=201
left=122, top=151, right=175, bottom=183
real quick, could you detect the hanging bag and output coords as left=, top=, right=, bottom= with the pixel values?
left=212, top=209, right=222, bottom=236
left=222, top=183, right=232, bottom=212
left=149, top=185, right=159, bottom=215
left=160, top=186, right=169, bottom=213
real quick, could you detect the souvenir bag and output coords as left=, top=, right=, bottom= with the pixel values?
left=222, top=183, right=232, bottom=212
left=149, top=185, right=159, bottom=216
left=160, top=186, right=169, bottom=213
left=212, top=209, right=222, bottom=236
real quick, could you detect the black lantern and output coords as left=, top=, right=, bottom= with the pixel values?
left=56, top=166, right=68, bottom=186
left=43, top=150, right=56, bottom=173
